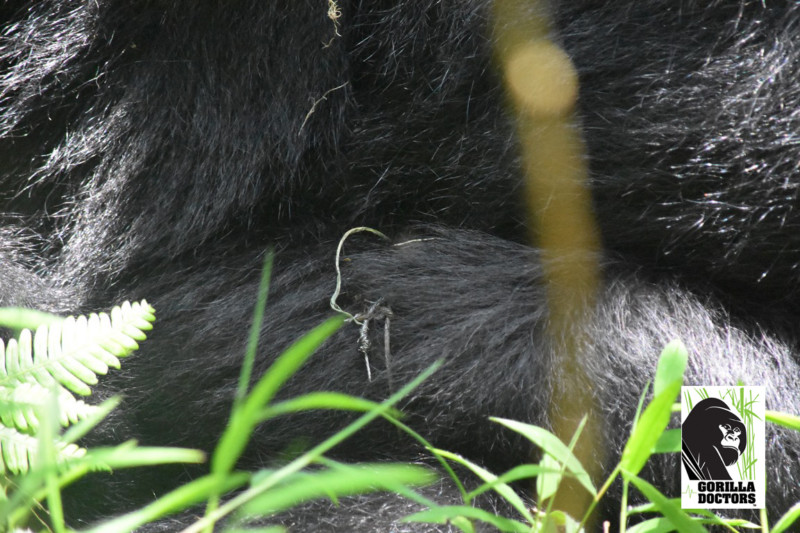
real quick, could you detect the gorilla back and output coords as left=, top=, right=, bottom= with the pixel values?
left=0, top=0, right=799, bottom=530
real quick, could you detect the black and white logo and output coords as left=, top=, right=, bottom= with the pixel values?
left=682, top=397, right=746, bottom=480
left=681, top=387, right=764, bottom=509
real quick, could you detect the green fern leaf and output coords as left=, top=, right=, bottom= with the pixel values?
left=0, top=425, right=85, bottom=475
left=0, top=300, right=155, bottom=396
left=0, top=300, right=154, bottom=474
left=0, top=382, right=99, bottom=432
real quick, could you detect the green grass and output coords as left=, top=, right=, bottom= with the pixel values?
left=0, top=263, right=798, bottom=532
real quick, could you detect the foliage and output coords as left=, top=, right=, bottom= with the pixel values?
left=0, top=301, right=156, bottom=475
left=402, top=340, right=800, bottom=533
left=7, top=255, right=439, bottom=533
left=0, top=300, right=206, bottom=533
left=1, top=272, right=798, bottom=533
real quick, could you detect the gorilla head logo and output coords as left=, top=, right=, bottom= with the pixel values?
left=682, top=398, right=747, bottom=480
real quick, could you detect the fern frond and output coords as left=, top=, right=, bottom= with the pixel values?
left=0, top=425, right=84, bottom=475
left=0, top=300, right=154, bottom=475
left=0, top=383, right=98, bottom=432
left=0, top=300, right=155, bottom=396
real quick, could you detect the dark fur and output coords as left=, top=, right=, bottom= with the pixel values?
left=0, top=0, right=799, bottom=530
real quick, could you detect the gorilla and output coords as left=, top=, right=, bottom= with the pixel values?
left=682, top=398, right=747, bottom=481
left=0, top=0, right=800, bottom=531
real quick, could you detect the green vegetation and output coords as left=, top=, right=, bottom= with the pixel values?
left=0, top=264, right=797, bottom=532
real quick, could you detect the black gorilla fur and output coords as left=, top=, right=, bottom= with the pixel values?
left=1, top=0, right=800, bottom=531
